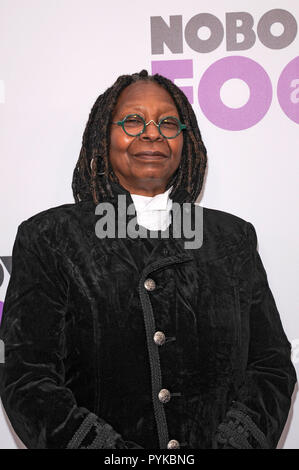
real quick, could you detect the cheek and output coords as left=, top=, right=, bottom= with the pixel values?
left=109, top=129, right=132, bottom=155
left=170, top=135, right=183, bottom=161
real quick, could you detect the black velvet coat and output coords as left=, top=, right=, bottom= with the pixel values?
left=0, top=180, right=296, bottom=449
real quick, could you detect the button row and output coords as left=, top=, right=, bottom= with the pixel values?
left=144, top=278, right=180, bottom=449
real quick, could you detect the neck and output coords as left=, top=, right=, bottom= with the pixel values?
left=116, top=178, right=168, bottom=197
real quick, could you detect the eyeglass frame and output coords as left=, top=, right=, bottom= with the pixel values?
left=111, top=113, right=187, bottom=139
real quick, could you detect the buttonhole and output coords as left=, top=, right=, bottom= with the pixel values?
left=179, top=442, right=188, bottom=447
left=165, top=336, right=176, bottom=343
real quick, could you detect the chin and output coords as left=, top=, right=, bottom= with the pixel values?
left=133, top=170, right=168, bottom=181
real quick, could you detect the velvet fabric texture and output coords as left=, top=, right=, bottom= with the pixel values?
left=0, top=181, right=296, bottom=449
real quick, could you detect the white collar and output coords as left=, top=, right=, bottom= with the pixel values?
left=130, top=186, right=173, bottom=211
left=130, top=186, right=173, bottom=231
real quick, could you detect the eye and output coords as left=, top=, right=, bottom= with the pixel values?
left=123, top=115, right=144, bottom=126
left=160, top=117, right=179, bottom=129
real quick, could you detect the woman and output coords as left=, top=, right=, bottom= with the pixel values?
left=0, top=70, right=296, bottom=449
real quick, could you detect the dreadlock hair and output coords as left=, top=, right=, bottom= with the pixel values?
left=72, top=69, right=207, bottom=205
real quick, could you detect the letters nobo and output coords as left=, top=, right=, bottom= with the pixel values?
left=151, top=9, right=297, bottom=54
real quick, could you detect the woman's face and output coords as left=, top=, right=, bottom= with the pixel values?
left=109, top=81, right=183, bottom=196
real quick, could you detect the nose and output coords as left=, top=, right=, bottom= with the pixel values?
left=139, top=120, right=163, bottom=141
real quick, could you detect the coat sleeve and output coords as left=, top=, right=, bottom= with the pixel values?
left=0, top=221, right=142, bottom=449
left=215, top=221, right=297, bottom=449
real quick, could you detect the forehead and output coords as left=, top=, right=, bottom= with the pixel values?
left=113, top=81, right=178, bottom=114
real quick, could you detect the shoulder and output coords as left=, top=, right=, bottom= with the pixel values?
left=201, top=205, right=247, bottom=231
left=16, top=201, right=95, bottom=247
left=198, top=205, right=257, bottom=250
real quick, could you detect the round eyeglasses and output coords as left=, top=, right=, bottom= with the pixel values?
left=112, top=114, right=186, bottom=139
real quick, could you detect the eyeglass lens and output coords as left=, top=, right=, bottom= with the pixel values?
left=124, top=115, right=180, bottom=138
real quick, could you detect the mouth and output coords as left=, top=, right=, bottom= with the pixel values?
left=133, top=151, right=169, bottom=160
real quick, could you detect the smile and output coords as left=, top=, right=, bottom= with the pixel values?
left=133, top=151, right=169, bottom=160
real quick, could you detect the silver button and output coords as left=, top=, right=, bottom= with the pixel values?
left=158, top=388, right=171, bottom=403
left=144, top=278, right=156, bottom=291
left=153, top=331, right=166, bottom=346
left=167, top=439, right=180, bottom=449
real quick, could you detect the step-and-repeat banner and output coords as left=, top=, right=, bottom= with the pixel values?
left=0, top=0, right=298, bottom=448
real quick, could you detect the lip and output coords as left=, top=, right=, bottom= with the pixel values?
left=133, top=151, right=169, bottom=159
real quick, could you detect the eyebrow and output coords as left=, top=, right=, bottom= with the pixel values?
left=117, top=104, right=178, bottom=114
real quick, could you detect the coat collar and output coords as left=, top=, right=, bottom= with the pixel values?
left=82, top=179, right=197, bottom=276
left=92, top=180, right=195, bottom=272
